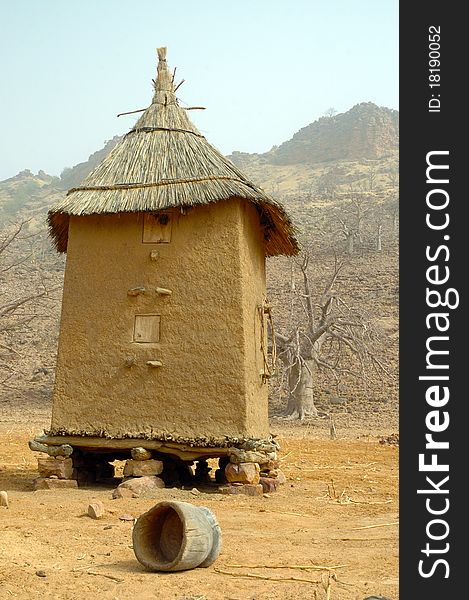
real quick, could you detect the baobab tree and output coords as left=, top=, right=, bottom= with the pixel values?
left=274, top=253, right=389, bottom=419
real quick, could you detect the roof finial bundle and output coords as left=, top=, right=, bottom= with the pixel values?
left=153, top=46, right=174, bottom=100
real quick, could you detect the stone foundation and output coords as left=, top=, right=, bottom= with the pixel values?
left=30, top=436, right=285, bottom=495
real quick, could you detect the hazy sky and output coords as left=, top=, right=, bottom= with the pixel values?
left=0, top=0, right=398, bottom=181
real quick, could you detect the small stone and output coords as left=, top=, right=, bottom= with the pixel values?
left=259, top=477, right=280, bottom=493
left=190, top=488, right=200, bottom=496
left=37, top=457, right=73, bottom=479
left=35, top=570, right=47, bottom=577
left=33, top=478, right=78, bottom=490
left=220, top=484, right=264, bottom=497
left=130, top=447, right=153, bottom=461
left=263, top=459, right=281, bottom=471
left=225, top=462, right=260, bottom=484
left=276, top=470, right=287, bottom=484
left=123, top=459, right=163, bottom=477
left=0, top=491, right=9, bottom=508
left=103, top=525, right=112, bottom=530
left=112, top=487, right=133, bottom=499
left=119, top=514, right=134, bottom=521
left=113, top=475, right=165, bottom=498
left=87, top=501, right=105, bottom=519
left=268, top=469, right=287, bottom=484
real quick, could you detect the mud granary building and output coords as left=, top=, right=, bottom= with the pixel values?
left=32, top=48, right=298, bottom=488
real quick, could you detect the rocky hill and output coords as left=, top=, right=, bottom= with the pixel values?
left=230, top=102, right=399, bottom=167
left=58, top=136, right=121, bottom=190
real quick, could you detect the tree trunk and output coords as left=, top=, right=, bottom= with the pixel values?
left=284, top=358, right=318, bottom=419
left=376, top=224, right=382, bottom=252
left=347, top=232, right=354, bottom=255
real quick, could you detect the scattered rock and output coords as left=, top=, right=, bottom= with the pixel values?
left=112, top=487, right=133, bottom=499
left=275, top=470, right=287, bottom=484
left=225, top=462, right=260, bottom=484
left=123, top=459, right=164, bottom=477
left=220, top=484, right=264, bottom=497
left=87, top=501, right=105, bottom=519
left=130, top=447, right=153, bottom=461
left=268, top=469, right=287, bottom=484
left=0, top=491, right=9, bottom=508
left=35, top=570, right=47, bottom=577
left=37, top=456, right=73, bottom=479
left=259, top=477, right=280, bottom=493
left=103, top=525, right=112, bottom=530
left=119, top=514, right=134, bottom=521
left=113, top=475, right=165, bottom=498
left=33, top=478, right=78, bottom=490
left=263, top=459, right=280, bottom=471
left=190, top=488, right=200, bottom=496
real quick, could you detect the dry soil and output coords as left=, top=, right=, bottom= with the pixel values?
left=0, top=401, right=398, bottom=600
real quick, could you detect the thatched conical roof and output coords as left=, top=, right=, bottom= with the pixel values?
left=48, top=48, right=299, bottom=256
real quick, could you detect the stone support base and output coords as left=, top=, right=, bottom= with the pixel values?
left=30, top=435, right=285, bottom=494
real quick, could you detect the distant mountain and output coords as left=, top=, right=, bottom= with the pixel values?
left=0, top=170, right=60, bottom=217
left=230, top=103, right=399, bottom=166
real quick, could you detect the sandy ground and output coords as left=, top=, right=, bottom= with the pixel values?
left=0, top=403, right=398, bottom=600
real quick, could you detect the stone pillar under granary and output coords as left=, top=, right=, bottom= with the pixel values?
left=30, top=47, right=298, bottom=494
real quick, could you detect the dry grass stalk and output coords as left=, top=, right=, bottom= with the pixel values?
left=348, top=498, right=392, bottom=505
left=225, top=563, right=348, bottom=572
left=297, top=461, right=378, bottom=470
left=86, top=570, right=124, bottom=582
left=350, top=521, right=398, bottom=530
left=214, top=567, right=320, bottom=585
left=322, top=571, right=337, bottom=600
left=48, top=47, right=298, bottom=258
left=261, top=509, right=312, bottom=517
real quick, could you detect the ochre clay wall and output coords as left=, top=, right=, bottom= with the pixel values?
left=238, top=202, right=269, bottom=437
left=51, top=199, right=268, bottom=441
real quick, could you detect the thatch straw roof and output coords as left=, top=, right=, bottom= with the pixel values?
left=48, top=47, right=299, bottom=257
